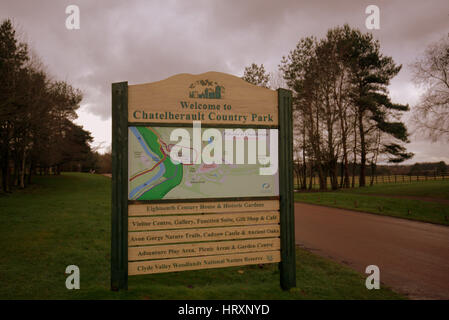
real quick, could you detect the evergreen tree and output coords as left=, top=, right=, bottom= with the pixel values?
left=242, top=63, right=270, bottom=88
left=0, top=19, right=29, bottom=191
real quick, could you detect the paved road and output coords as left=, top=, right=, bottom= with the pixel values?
left=294, top=203, right=449, bottom=299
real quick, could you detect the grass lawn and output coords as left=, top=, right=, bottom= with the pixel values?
left=295, top=180, right=449, bottom=226
left=0, top=173, right=403, bottom=300
left=338, top=179, right=449, bottom=200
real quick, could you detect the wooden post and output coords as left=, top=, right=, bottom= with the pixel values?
left=278, top=88, right=296, bottom=290
left=111, top=82, right=128, bottom=291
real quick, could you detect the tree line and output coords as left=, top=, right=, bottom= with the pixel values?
left=408, top=161, right=448, bottom=176
left=244, top=25, right=416, bottom=190
left=0, top=19, right=93, bottom=192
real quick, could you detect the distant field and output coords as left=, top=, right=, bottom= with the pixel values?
left=339, top=180, right=449, bottom=200
left=295, top=180, right=449, bottom=226
left=0, top=173, right=403, bottom=300
left=295, top=174, right=449, bottom=190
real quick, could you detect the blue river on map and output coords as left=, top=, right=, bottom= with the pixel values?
left=129, top=127, right=166, bottom=199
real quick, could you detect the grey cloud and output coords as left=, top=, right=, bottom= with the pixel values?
left=1, top=0, right=448, bottom=159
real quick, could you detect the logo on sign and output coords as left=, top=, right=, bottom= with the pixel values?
left=261, top=183, right=272, bottom=192
left=189, top=79, right=225, bottom=99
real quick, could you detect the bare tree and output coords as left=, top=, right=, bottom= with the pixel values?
left=411, top=33, right=449, bottom=141
left=268, top=70, right=286, bottom=90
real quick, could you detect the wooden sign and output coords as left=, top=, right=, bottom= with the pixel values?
left=128, top=238, right=281, bottom=261
left=129, top=224, right=280, bottom=246
left=128, top=72, right=278, bottom=125
left=111, top=72, right=295, bottom=291
left=129, top=251, right=281, bottom=275
left=128, top=211, right=280, bottom=231
left=128, top=199, right=279, bottom=216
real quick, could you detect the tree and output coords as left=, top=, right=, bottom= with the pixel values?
left=242, top=63, right=270, bottom=88
left=96, top=149, right=112, bottom=174
left=343, top=25, right=413, bottom=186
left=0, top=19, right=29, bottom=192
left=436, top=161, right=447, bottom=175
left=411, top=33, right=449, bottom=141
left=0, top=18, right=90, bottom=192
left=268, top=70, right=286, bottom=90
left=280, top=25, right=413, bottom=189
left=13, top=64, right=48, bottom=187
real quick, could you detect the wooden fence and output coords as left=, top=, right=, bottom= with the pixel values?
left=294, top=173, right=449, bottom=190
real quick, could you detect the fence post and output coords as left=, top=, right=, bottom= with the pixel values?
left=278, top=88, right=296, bottom=290
left=111, top=81, right=129, bottom=291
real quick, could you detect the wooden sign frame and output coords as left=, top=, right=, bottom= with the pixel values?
left=111, top=74, right=295, bottom=291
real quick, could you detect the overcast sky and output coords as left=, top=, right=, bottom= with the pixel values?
left=1, top=0, right=448, bottom=163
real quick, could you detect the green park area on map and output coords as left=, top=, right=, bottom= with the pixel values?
left=128, top=126, right=279, bottom=200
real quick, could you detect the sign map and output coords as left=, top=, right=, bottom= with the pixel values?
left=128, top=126, right=279, bottom=200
